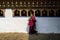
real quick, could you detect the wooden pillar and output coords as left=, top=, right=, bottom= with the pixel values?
left=20, top=9, right=22, bottom=16
left=27, top=9, right=28, bottom=16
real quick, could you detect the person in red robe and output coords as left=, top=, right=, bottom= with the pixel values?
left=28, top=14, right=37, bottom=34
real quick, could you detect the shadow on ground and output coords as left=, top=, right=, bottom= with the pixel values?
left=29, top=33, right=60, bottom=40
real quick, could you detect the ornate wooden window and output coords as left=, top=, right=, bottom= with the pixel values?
left=14, top=10, right=20, bottom=17
left=49, top=10, right=54, bottom=17
left=11, top=2, right=14, bottom=7
left=0, top=10, right=4, bottom=17
left=57, top=2, right=60, bottom=5
left=34, top=2, right=37, bottom=7
left=26, top=2, right=28, bottom=7
left=42, top=9, right=47, bottom=17
left=56, top=10, right=60, bottom=17
left=28, top=2, right=30, bottom=7
left=49, top=2, right=54, bottom=6
left=35, top=10, right=40, bottom=17
left=38, top=2, right=41, bottom=7
left=28, top=10, right=34, bottom=16
left=21, top=10, right=27, bottom=16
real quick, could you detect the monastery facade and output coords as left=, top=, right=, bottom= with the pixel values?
left=0, top=0, right=60, bottom=33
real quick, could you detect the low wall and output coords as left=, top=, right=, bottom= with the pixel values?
left=0, top=9, right=60, bottom=33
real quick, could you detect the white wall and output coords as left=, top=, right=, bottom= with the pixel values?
left=36, top=17, right=60, bottom=33
left=0, top=9, right=60, bottom=33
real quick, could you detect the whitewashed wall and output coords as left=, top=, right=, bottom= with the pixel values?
left=0, top=9, right=60, bottom=33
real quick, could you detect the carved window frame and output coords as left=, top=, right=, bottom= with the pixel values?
left=56, top=10, right=60, bottom=17
left=35, top=10, right=41, bottom=17
left=21, top=9, right=27, bottom=17
left=12, top=9, right=20, bottom=17
left=49, top=9, right=54, bottom=17
left=42, top=9, right=47, bottom=17
left=28, top=10, right=34, bottom=16
left=0, top=9, right=5, bottom=17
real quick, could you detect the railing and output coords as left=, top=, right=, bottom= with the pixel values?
left=0, top=1, right=60, bottom=9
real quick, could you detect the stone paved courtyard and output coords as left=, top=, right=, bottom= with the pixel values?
left=0, top=33, right=60, bottom=40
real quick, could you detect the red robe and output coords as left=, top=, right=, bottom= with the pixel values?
left=31, top=16, right=36, bottom=29
left=28, top=19, right=34, bottom=27
left=31, top=16, right=36, bottom=21
left=28, top=16, right=37, bottom=34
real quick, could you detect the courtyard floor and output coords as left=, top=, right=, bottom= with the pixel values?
left=0, top=33, right=60, bottom=40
